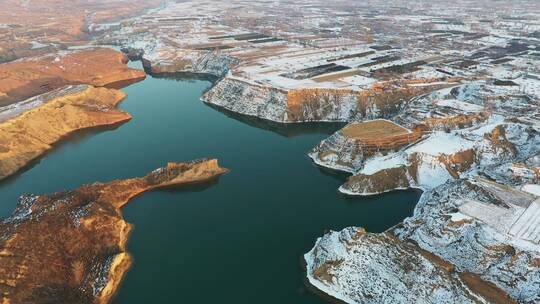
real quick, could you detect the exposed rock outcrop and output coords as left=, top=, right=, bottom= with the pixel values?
left=203, top=79, right=442, bottom=123
left=310, top=82, right=540, bottom=196
left=0, top=85, right=131, bottom=181
left=0, top=159, right=228, bottom=304
left=306, top=80, right=540, bottom=303
left=305, top=227, right=483, bottom=304
left=338, top=121, right=540, bottom=196
left=142, top=48, right=239, bottom=77
left=305, top=178, right=540, bottom=303
left=201, top=77, right=290, bottom=122
left=309, top=120, right=423, bottom=173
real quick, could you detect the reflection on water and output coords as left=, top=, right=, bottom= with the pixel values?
left=144, top=71, right=219, bottom=83
left=205, top=103, right=346, bottom=138
left=148, top=70, right=347, bottom=138
left=0, top=122, right=126, bottom=191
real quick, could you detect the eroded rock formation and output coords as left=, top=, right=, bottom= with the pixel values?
left=141, top=49, right=239, bottom=77
left=311, top=81, right=540, bottom=196
left=203, top=79, right=444, bottom=123
left=309, top=119, right=423, bottom=173
left=305, top=79, right=540, bottom=303
left=305, top=178, right=539, bottom=303
left=0, top=159, right=228, bottom=304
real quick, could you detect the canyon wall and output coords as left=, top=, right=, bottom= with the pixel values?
left=203, top=78, right=440, bottom=123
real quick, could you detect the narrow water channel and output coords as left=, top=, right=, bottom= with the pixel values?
left=0, top=62, right=421, bottom=303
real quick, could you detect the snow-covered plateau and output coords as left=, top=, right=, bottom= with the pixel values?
left=305, top=80, right=540, bottom=303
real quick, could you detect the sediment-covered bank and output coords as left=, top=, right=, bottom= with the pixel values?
left=0, top=47, right=148, bottom=181
left=0, top=159, right=228, bottom=304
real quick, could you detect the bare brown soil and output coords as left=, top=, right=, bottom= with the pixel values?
left=341, top=119, right=410, bottom=140
left=0, top=48, right=146, bottom=106
left=0, top=86, right=129, bottom=181
left=0, top=159, right=228, bottom=304
left=312, top=70, right=363, bottom=82
left=459, top=272, right=517, bottom=304
left=342, top=120, right=423, bottom=154
left=0, top=0, right=162, bottom=62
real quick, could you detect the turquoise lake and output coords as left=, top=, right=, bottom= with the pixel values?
left=0, top=62, right=421, bottom=303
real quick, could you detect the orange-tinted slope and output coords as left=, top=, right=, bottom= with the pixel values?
left=0, top=0, right=162, bottom=61
left=0, top=159, right=228, bottom=304
left=0, top=48, right=146, bottom=106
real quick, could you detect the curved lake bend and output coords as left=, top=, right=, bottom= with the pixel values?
left=0, top=62, right=421, bottom=303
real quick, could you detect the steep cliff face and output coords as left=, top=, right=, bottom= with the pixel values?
left=338, top=121, right=540, bottom=196
left=141, top=48, right=239, bottom=77
left=0, top=159, right=228, bottom=304
left=305, top=227, right=481, bottom=304
left=0, top=85, right=130, bottom=181
left=308, top=131, right=365, bottom=173
left=306, top=178, right=539, bottom=303
left=394, top=179, right=540, bottom=303
left=201, top=77, right=290, bottom=122
left=309, top=120, right=422, bottom=173
left=285, top=89, right=361, bottom=122
left=306, top=79, right=540, bottom=304
left=310, top=81, right=540, bottom=196
left=0, top=48, right=146, bottom=106
left=203, top=79, right=440, bottom=123
left=339, top=165, right=416, bottom=195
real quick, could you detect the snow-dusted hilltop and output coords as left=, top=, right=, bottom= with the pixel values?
left=304, top=74, right=540, bottom=300
left=142, top=48, right=239, bottom=78
left=311, top=80, right=540, bottom=196
left=106, top=1, right=459, bottom=123
left=306, top=178, right=540, bottom=303
left=304, top=68, right=540, bottom=304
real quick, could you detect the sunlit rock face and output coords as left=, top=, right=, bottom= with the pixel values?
left=202, top=79, right=442, bottom=123
left=0, top=85, right=130, bottom=181
left=0, top=159, right=228, bottom=304
left=0, top=48, right=146, bottom=107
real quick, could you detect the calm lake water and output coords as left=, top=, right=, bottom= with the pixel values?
left=0, top=62, right=421, bottom=303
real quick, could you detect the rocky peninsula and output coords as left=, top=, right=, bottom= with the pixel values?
left=0, top=159, right=228, bottom=304
left=0, top=85, right=131, bottom=181
left=0, top=48, right=147, bottom=181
